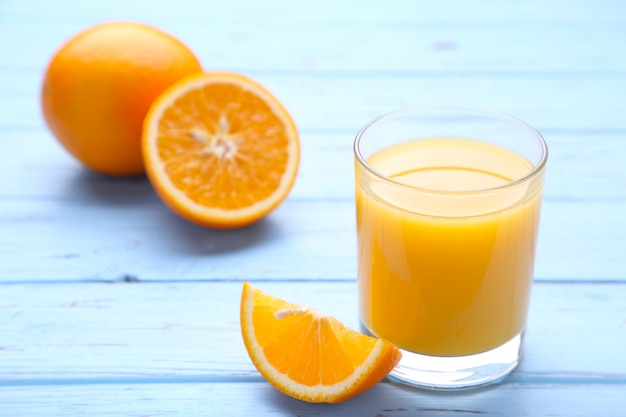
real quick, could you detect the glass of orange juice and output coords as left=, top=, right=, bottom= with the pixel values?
left=354, top=105, right=548, bottom=389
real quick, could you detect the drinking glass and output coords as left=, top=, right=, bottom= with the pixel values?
left=354, top=105, right=548, bottom=389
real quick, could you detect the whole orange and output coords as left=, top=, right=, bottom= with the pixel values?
left=41, top=21, right=202, bottom=176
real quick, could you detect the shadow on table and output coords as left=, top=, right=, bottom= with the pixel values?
left=63, top=167, right=154, bottom=204
left=263, top=380, right=525, bottom=416
left=62, top=167, right=287, bottom=254
left=165, top=214, right=281, bottom=255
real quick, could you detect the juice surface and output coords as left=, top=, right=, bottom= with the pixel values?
left=356, top=138, right=543, bottom=356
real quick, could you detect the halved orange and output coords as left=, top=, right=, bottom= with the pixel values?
left=240, top=282, right=402, bottom=403
left=142, top=71, right=300, bottom=229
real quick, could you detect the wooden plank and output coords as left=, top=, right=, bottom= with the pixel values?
left=1, top=130, right=624, bottom=202
left=3, top=0, right=625, bottom=23
left=0, top=381, right=625, bottom=417
left=3, top=18, right=626, bottom=73
left=2, top=0, right=625, bottom=78
left=2, top=71, right=626, bottom=132
left=1, top=282, right=625, bottom=383
left=0, top=197, right=623, bottom=281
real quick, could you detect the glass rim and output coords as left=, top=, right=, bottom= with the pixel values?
left=354, top=104, right=549, bottom=196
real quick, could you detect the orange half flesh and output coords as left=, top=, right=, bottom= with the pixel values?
left=142, top=71, right=300, bottom=229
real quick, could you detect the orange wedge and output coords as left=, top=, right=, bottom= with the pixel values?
left=240, top=282, right=402, bottom=403
left=142, top=71, right=300, bottom=229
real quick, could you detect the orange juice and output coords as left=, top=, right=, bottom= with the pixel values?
left=356, top=138, right=544, bottom=356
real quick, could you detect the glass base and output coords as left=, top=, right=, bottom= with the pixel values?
left=386, top=332, right=524, bottom=390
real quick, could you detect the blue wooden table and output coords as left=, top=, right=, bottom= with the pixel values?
left=1, top=1, right=625, bottom=415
